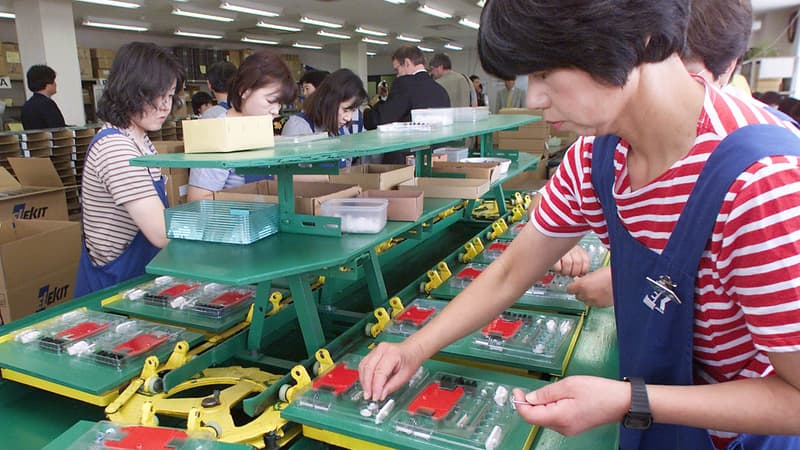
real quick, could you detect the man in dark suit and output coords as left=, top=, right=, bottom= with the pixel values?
left=21, top=65, right=66, bottom=130
left=364, top=46, right=450, bottom=162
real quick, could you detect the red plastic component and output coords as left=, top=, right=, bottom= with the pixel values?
left=312, top=363, right=359, bottom=394
left=456, top=267, right=483, bottom=281
left=537, top=272, right=555, bottom=286
left=487, top=242, right=510, bottom=253
left=112, top=333, right=169, bottom=357
left=209, top=290, right=254, bottom=307
left=157, top=283, right=199, bottom=298
left=514, top=223, right=526, bottom=231
left=395, top=305, right=436, bottom=326
left=104, top=425, right=188, bottom=449
left=407, top=382, right=464, bottom=420
left=482, top=317, right=523, bottom=339
left=55, top=321, right=109, bottom=340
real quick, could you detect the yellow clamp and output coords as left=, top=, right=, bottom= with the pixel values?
left=140, top=401, right=158, bottom=427
left=267, top=291, right=284, bottom=316
left=421, top=261, right=452, bottom=293
left=487, top=218, right=509, bottom=241
left=315, top=349, right=336, bottom=375
left=312, top=276, right=326, bottom=290
left=460, top=236, right=484, bottom=263
left=283, top=365, right=313, bottom=403
left=470, top=237, right=485, bottom=254
left=509, top=205, right=525, bottom=223
left=523, top=193, right=532, bottom=209
left=105, top=355, right=160, bottom=415
left=375, top=238, right=395, bottom=255
left=513, top=192, right=525, bottom=207
left=389, top=296, right=405, bottom=319
left=366, top=307, right=391, bottom=337
left=436, top=206, right=456, bottom=221
left=163, top=341, right=190, bottom=371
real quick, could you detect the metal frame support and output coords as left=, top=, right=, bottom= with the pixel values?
left=289, top=274, right=326, bottom=357
left=364, top=249, right=388, bottom=308
left=247, top=281, right=273, bottom=350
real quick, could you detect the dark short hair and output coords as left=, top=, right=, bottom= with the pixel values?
left=478, top=0, right=690, bottom=86
left=760, top=91, right=782, bottom=107
left=429, top=53, right=452, bottom=70
left=228, top=50, right=297, bottom=113
left=97, top=42, right=185, bottom=128
left=469, top=74, right=480, bottom=82
left=682, top=0, right=752, bottom=80
left=304, top=68, right=367, bottom=137
left=392, top=45, right=426, bottom=67
left=26, top=65, right=56, bottom=92
left=191, top=91, right=214, bottom=115
left=206, top=61, right=237, bottom=93
left=299, top=70, right=330, bottom=88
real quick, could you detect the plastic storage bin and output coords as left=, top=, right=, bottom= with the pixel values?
left=434, top=146, right=469, bottom=162
left=321, top=198, right=388, bottom=234
left=453, top=106, right=490, bottom=122
left=410, top=108, right=455, bottom=126
left=165, top=200, right=279, bottom=244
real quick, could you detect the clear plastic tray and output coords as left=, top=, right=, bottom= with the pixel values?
left=411, top=108, right=455, bottom=126
left=65, top=421, right=216, bottom=450
left=382, top=298, right=445, bottom=338
left=471, top=311, right=577, bottom=359
left=13, top=310, right=128, bottom=355
left=450, top=263, right=489, bottom=289
left=165, top=200, right=279, bottom=244
left=479, top=241, right=511, bottom=262
left=321, top=198, right=388, bottom=234
left=453, top=107, right=490, bottom=122
left=88, top=320, right=184, bottom=369
left=377, top=122, right=443, bottom=133
left=122, top=276, right=256, bottom=318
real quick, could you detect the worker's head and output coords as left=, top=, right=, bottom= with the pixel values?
left=503, top=78, right=516, bottom=90
left=304, top=68, right=367, bottom=136
left=228, top=50, right=297, bottom=116
left=27, top=65, right=57, bottom=96
left=299, top=70, right=330, bottom=97
left=429, top=53, right=453, bottom=79
left=191, top=91, right=214, bottom=115
left=206, top=61, right=237, bottom=95
left=392, top=45, right=426, bottom=76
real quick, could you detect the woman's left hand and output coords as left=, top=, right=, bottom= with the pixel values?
left=512, top=376, right=630, bottom=435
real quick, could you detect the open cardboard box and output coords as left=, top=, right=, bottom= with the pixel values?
left=398, top=177, right=490, bottom=199
left=432, top=161, right=503, bottom=183
left=182, top=115, right=275, bottom=153
left=1, top=157, right=72, bottom=221
left=153, top=141, right=189, bottom=206
left=362, top=190, right=424, bottom=221
left=0, top=219, right=81, bottom=324
left=330, top=164, right=414, bottom=190
left=214, top=180, right=362, bottom=216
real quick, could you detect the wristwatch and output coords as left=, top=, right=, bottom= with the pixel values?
left=623, top=377, right=653, bottom=429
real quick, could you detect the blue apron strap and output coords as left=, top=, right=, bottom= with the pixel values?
left=89, top=127, right=124, bottom=150
left=764, top=105, right=799, bottom=129
left=218, top=100, right=230, bottom=110
left=589, top=135, right=621, bottom=212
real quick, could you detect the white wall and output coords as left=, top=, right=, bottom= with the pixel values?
left=751, top=8, right=797, bottom=57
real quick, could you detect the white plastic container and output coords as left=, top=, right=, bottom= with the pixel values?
left=453, top=106, right=490, bottom=122
left=460, top=157, right=512, bottom=174
left=435, top=146, right=469, bottom=162
left=321, top=198, right=389, bottom=234
left=411, top=108, right=455, bottom=126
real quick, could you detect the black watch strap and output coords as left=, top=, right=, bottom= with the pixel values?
left=623, top=376, right=653, bottom=430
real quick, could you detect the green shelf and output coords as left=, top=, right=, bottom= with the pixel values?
left=130, top=115, right=540, bottom=169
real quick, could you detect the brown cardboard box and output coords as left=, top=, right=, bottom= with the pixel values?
left=497, top=137, right=547, bottom=154
left=153, top=141, right=189, bottom=206
left=182, top=116, right=274, bottom=153
left=0, top=43, right=22, bottom=79
left=499, top=123, right=550, bottom=140
left=432, top=161, right=503, bottom=183
left=78, top=48, right=93, bottom=79
left=398, top=177, right=490, bottom=199
left=0, top=219, right=81, bottom=324
left=405, top=153, right=447, bottom=166
left=1, top=158, right=72, bottom=222
left=502, top=154, right=549, bottom=189
left=93, top=68, right=111, bottom=79
left=330, top=164, right=414, bottom=190
left=215, top=180, right=362, bottom=215
left=362, top=190, right=424, bottom=221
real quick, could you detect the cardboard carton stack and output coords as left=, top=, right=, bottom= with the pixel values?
left=90, top=48, right=115, bottom=79
left=77, top=48, right=93, bottom=79
left=0, top=42, right=23, bottom=79
left=0, top=134, right=20, bottom=175
left=153, top=141, right=189, bottom=207
left=147, top=128, right=163, bottom=142
left=0, top=157, right=71, bottom=222
left=161, top=121, right=178, bottom=141
left=20, top=131, right=52, bottom=158
left=74, top=127, right=97, bottom=187
left=495, top=108, right=549, bottom=154
left=215, top=180, right=362, bottom=216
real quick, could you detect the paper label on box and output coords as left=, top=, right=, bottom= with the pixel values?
left=2, top=98, right=11, bottom=106
left=5, top=51, right=19, bottom=64
left=0, top=77, right=10, bottom=89
left=179, top=184, right=188, bottom=196
left=199, top=65, right=206, bottom=74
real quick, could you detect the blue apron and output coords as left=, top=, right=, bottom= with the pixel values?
left=218, top=100, right=230, bottom=110
left=74, top=128, right=168, bottom=297
left=591, top=124, right=800, bottom=450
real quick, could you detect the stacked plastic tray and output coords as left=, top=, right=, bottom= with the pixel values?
left=165, top=200, right=279, bottom=244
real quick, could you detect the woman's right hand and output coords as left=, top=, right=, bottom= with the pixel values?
left=358, top=339, right=426, bottom=401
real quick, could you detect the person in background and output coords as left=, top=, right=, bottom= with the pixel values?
left=759, top=91, right=782, bottom=109
left=21, top=64, right=65, bottom=130
left=359, top=0, right=800, bottom=449
left=74, top=42, right=184, bottom=296
left=283, top=68, right=367, bottom=138
left=371, top=79, right=389, bottom=106
left=202, top=61, right=237, bottom=119
left=429, top=53, right=475, bottom=107
left=190, top=91, right=214, bottom=117
left=187, top=50, right=297, bottom=201
left=492, top=77, right=525, bottom=112
left=470, top=74, right=489, bottom=107
left=299, top=70, right=330, bottom=99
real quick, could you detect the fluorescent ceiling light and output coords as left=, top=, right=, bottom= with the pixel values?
left=172, top=6, right=235, bottom=22
left=397, top=34, right=421, bottom=43
left=256, top=20, right=302, bottom=32
left=418, top=45, right=434, bottom=53
left=362, top=37, right=389, bottom=45
left=299, top=16, right=343, bottom=29
left=317, top=30, right=351, bottom=39
left=384, top=0, right=406, bottom=3
left=242, top=35, right=279, bottom=45
left=444, top=43, right=463, bottom=51
left=366, top=51, right=377, bottom=56
left=73, top=0, right=141, bottom=8
left=355, top=26, right=387, bottom=37
left=458, top=17, right=480, bottom=30
left=476, top=0, right=486, bottom=7
left=293, top=42, right=323, bottom=50
left=174, top=28, right=224, bottom=39
left=417, top=4, right=453, bottom=19
left=220, top=1, right=281, bottom=17
left=83, top=16, right=149, bottom=32
left=0, top=12, right=14, bottom=19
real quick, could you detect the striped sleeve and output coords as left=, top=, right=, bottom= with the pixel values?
left=93, top=136, right=159, bottom=206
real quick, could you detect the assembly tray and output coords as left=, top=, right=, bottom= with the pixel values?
left=375, top=299, right=583, bottom=375
left=281, top=353, right=544, bottom=450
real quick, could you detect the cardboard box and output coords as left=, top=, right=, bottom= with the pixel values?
left=362, top=190, right=424, bottom=221
left=498, top=123, right=550, bottom=140
left=405, top=153, right=447, bottom=166
left=78, top=48, right=93, bottom=79
left=153, top=141, right=189, bottom=206
left=0, top=43, right=22, bottom=79
left=0, top=219, right=81, bottom=324
left=398, top=177, right=490, bottom=199
left=1, top=158, right=71, bottom=222
left=330, top=164, right=414, bottom=190
left=214, top=180, right=362, bottom=215
left=182, top=115, right=275, bottom=153
left=502, top=154, right=549, bottom=189
left=432, top=161, right=503, bottom=183
left=497, top=137, right=547, bottom=154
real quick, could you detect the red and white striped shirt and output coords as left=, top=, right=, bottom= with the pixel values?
left=534, top=79, right=800, bottom=448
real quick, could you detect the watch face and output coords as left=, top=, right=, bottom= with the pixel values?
left=624, top=412, right=653, bottom=430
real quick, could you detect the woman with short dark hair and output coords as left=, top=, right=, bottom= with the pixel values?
left=75, top=42, right=185, bottom=296
left=187, top=50, right=297, bottom=201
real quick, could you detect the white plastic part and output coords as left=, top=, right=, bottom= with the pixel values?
left=493, top=385, right=509, bottom=406
left=115, top=320, right=137, bottom=334
left=533, top=343, right=545, bottom=354
left=170, top=296, right=191, bottom=309
left=154, top=276, right=174, bottom=285
left=559, top=320, right=574, bottom=336
left=360, top=407, right=373, bottom=417
left=374, top=398, right=395, bottom=424
left=485, top=425, right=503, bottom=450
left=66, top=340, right=94, bottom=356
left=124, top=288, right=145, bottom=301
left=15, top=329, right=41, bottom=343
left=60, top=310, right=84, bottom=322
left=546, top=319, right=557, bottom=333
left=203, top=283, right=223, bottom=293
left=408, top=366, right=426, bottom=387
